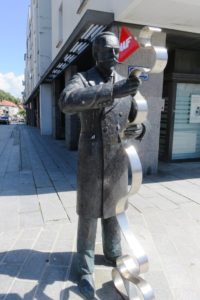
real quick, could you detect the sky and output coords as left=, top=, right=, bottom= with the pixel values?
left=0, top=0, right=30, bottom=98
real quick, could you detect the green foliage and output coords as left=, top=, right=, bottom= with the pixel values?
left=18, top=109, right=26, bottom=117
left=0, top=89, right=21, bottom=105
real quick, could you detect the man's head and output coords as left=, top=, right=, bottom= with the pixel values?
left=92, top=32, right=119, bottom=75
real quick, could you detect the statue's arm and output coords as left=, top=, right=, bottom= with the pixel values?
left=59, top=72, right=141, bottom=114
left=59, top=74, right=113, bottom=114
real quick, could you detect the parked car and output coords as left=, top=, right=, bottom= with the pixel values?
left=0, top=115, right=10, bottom=125
left=18, top=116, right=25, bottom=123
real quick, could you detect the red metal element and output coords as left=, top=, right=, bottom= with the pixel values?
left=118, top=26, right=139, bottom=62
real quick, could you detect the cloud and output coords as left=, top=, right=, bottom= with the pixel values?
left=0, top=72, right=24, bottom=99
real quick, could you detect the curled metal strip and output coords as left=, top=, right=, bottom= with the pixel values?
left=131, top=92, right=148, bottom=125
left=113, top=151, right=155, bottom=299
left=112, top=212, right=155, bottom=299
left=117, top=212, right=149, bottom=275
left=116, top=144, right=143, bottom=215
left=112, top=25, right=167, bottom=299
left=138, top=26, right=168, bottom=74
left=112, top=267, right=155, bottom=300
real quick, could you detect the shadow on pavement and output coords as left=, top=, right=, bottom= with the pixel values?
left=0, top=249, right=74, bottom=300
left=142, top=161, right=200, bottom=184
left=61, top=254, right=120, bottom=300
left=0, top=250, right=120, bottom=300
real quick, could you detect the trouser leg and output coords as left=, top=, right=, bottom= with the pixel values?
left=101, top=216, right=122, bottom=259
left=77, top=216, right=97, bottom=275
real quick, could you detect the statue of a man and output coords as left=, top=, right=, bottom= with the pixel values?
left=59, top=31, right=145, bottom=299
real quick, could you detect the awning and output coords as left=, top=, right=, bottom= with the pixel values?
left=25, top=10, right=114, bottom=104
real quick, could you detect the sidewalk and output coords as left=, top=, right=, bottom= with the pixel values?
left=0, top=124, right=200, bottom=299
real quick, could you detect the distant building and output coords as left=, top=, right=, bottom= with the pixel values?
left=0, top=100, right=19, bottom=116
left=24, top=0, right=200, bottom=172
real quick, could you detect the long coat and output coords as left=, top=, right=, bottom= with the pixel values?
left=59, top=66, right=136, bottom=219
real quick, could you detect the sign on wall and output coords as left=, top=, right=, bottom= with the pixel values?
left=190, top=95, right=200, bottom=123
left=118, top=26, right=139, bottom=62
left=128, top=66, right=149, bottom=81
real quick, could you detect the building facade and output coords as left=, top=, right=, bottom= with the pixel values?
left=24, top=0, right=200, bottom=173
left=24, top=0, right=52, bottom=131
left=0, top=100, right=19, bottom=116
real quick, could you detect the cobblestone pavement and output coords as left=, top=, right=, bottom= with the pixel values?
left=0, top=124, right=200, bottom=300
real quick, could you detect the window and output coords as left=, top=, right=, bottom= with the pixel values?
left=56, top=3, right=63, bottom=48
left=77, top=0, right=89, bottom=14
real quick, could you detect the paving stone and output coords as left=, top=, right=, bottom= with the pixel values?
left=19, top=228, right=41, bottom=241
left=144, top=194, right=178, bottom=210
left=5, top=280, right=38, bottom=300
left=0, top=230, right=22, bottom=242
left=59, top=190, right=77, bottom=209
left=20, top=211, right=44, bottom=228
left=172, top=288, right=200, bottom=300
left=33, top=230, right=57, bottom=252
left=95, top=268, right=123, bottom=299
left=37, top=187, right=68, bottom=223
left=57, top=224, right=77, bottom=242
left=18, top=250, right=50, bottom=281
left=153, top=289, right=174, bottom=300
left=33, top=171, right=52, bottom=188
left=144, top=271, right=173, bottom=295
left=145, top=182, right=189, bottom=205
left=65, top=207, right=77, bottom=223
left=48, top=171, right=64, bottom=181
left=129, top=194, right=155, bottom=211
left=53, top=180, right=74, bottom=192
left=0, top=216, right=20, bottom=233
left=0, top=263, right=20, bottom=294
left=19, top=171, right=34, bottom=185
left=1, top=125, right=200, bottom=299
left=19, top=194, right=40, bottom=214
left=49, top=248, right=73, bottom=267
left=35, top=266, right=69, bottom=300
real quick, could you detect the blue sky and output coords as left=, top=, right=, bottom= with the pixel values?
left=0, top=0, right=29, bottom=98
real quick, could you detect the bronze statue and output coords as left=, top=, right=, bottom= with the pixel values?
left=59, top=31, right=145, bottom=299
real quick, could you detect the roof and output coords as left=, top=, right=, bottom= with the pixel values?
left=0, top=100, right=18, bottom=107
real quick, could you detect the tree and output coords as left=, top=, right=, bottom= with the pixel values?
left=0, top=89, right=21, bottom=105
left=18, top=109, right=26, bottom=117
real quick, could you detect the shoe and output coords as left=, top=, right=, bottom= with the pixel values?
left=104, top=255, right=121, bottom=267
left=78, top=274, right=95, bottom=299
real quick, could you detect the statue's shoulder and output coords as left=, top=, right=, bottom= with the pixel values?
left=79, top=67, right=104, bottom=86
left=75, top=68, right=125, bottom=85
left=76, top=67, right=97, bottom=86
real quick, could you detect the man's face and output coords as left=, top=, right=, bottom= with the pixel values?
left=95, top=35, right=119, bottom=74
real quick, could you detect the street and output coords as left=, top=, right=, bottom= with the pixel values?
left=0, top=124, right=200, bottom=299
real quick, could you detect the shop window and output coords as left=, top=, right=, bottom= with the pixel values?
left=172, top=83, right=200, bottom=160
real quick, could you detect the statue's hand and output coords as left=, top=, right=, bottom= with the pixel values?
left=113, top=76, right=140, bottom=98
left=124, top=123, right=146, bottom=140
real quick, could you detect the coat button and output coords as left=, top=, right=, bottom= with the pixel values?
left=119, top=112, right=123, bottom=117
left=103, top=127, right=108, bottom=133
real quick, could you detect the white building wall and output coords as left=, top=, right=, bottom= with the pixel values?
left=38, top=0, right=52, bottom=77
left=51, top=0, right=200, bottom=61
left=24, top=0, right=52, bottom=101
left=40, top=84, right=53, bottom=135
left=24, top=6, right=32, bottom=99
left=52, top=0, right=78, bottom=59
left=51, top=0, right=114, bottom=59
